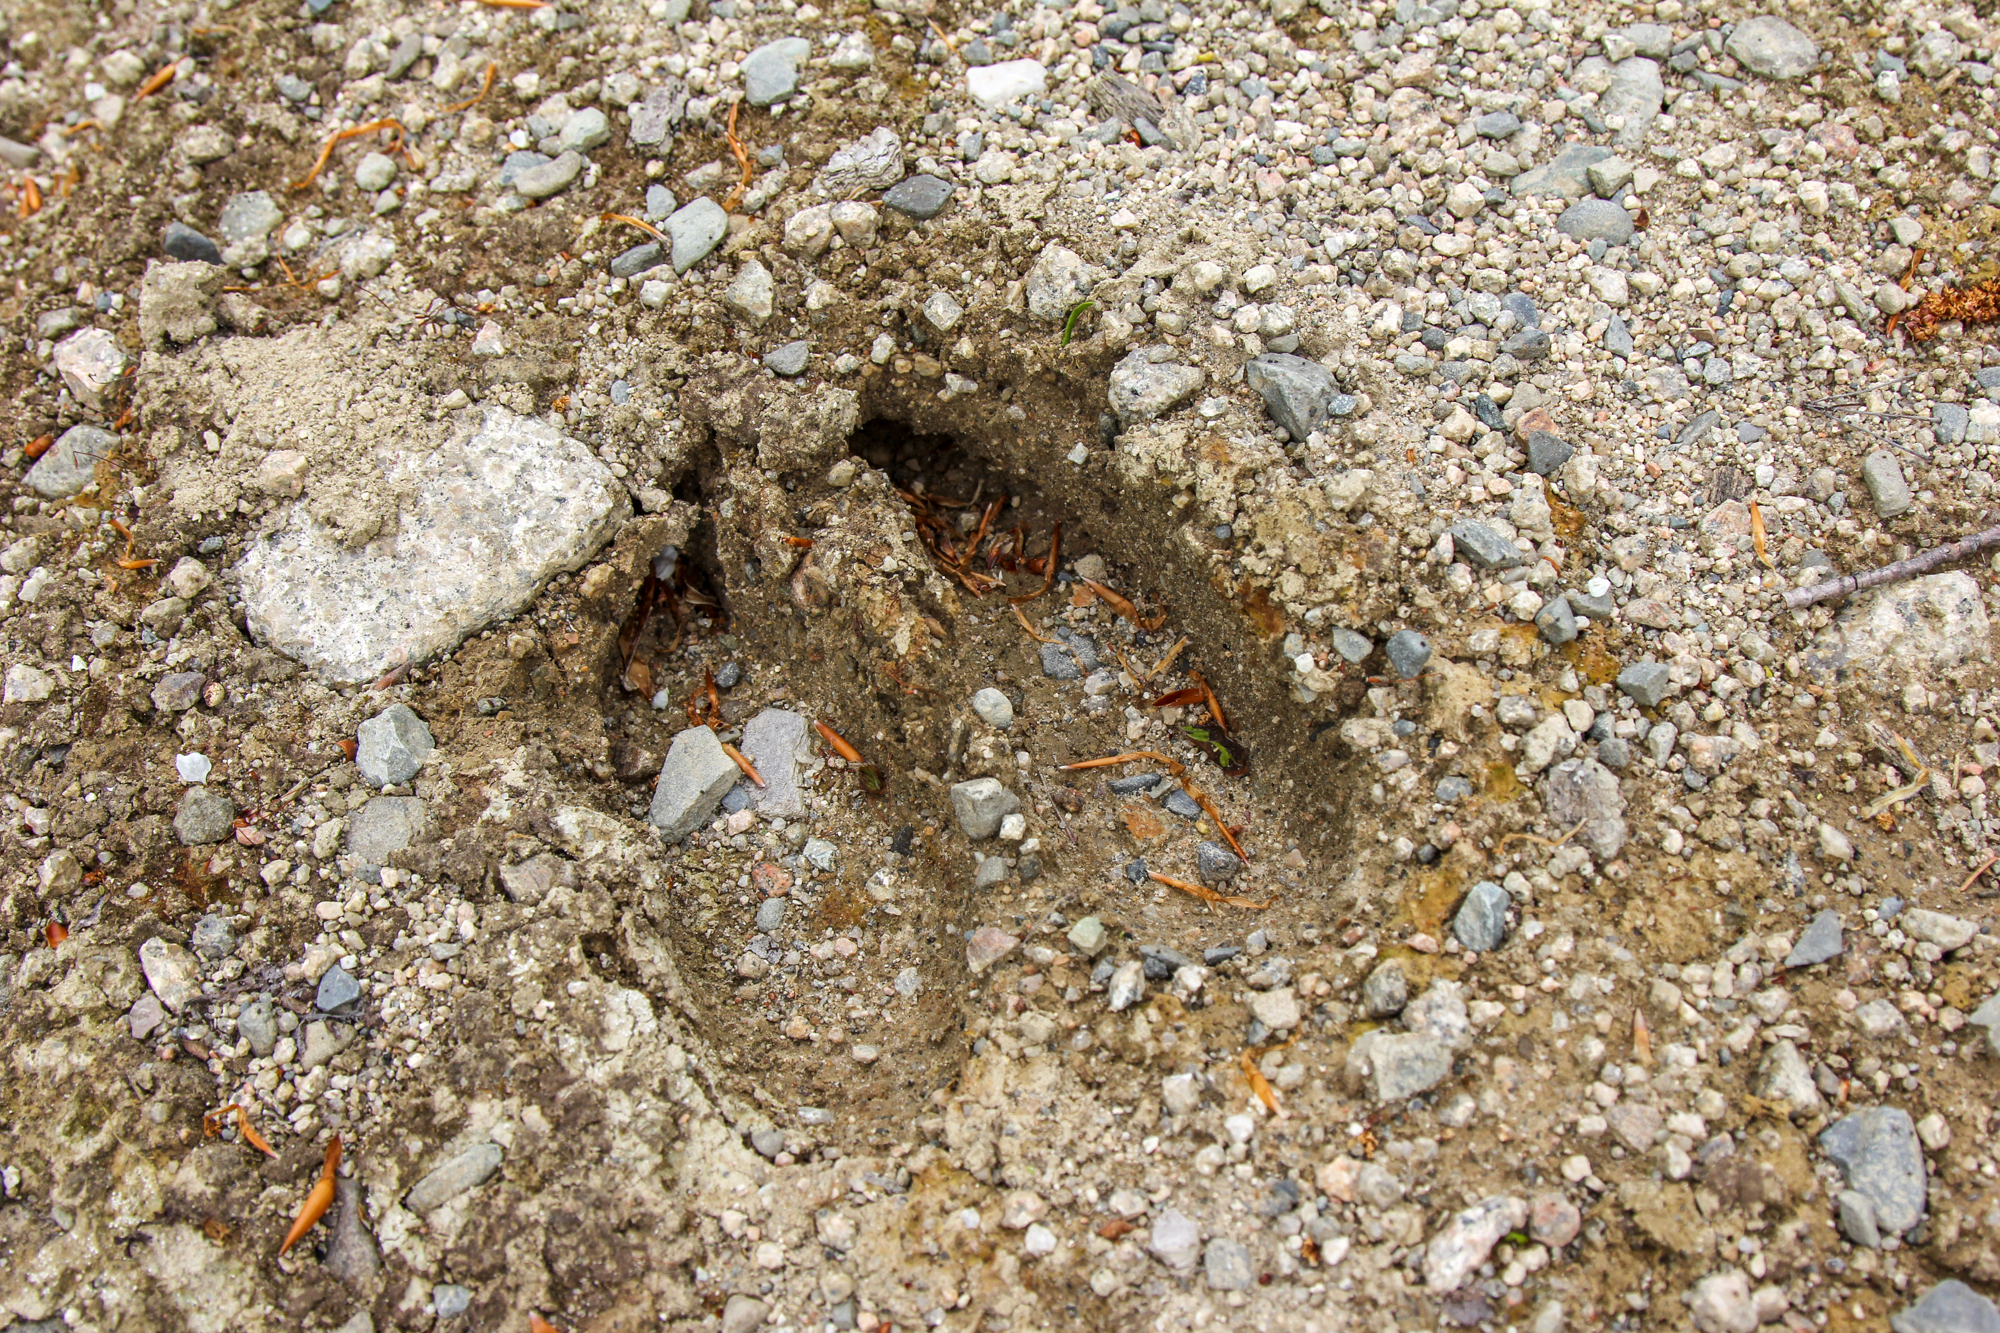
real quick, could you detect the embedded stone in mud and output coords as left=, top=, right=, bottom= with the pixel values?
left=236, top=406, right=629, bottom=686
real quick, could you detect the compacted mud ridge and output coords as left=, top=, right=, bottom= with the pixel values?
left=7, top=0, right=2000, bottom=1329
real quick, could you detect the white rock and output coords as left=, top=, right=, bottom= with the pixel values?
left=52, top=328, right=126, bottom=409
left=966, top=59, right=1046, bottom=110
left=237, top=406, right=629, bottom=686
left=175, top=753, right=213, bottom=784
left=3, top=664, right=54, bottom=703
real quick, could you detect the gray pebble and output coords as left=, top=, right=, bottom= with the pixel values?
left=1474, top=111, right=1522, bottom=139
left=1725, top=15, right=1819, bottom=80
left=973, top=856, right=1011, bottom=890
left=1328, top=628, right=1373, bottom=663
left=971, top=686, right=1014, bottom=728
left=27, top=425, right=115, bottom=500
left=353, top=151, right=397, bottom=192
left=515, top=150, right=584, bottom=201
left=1361, top=959, right=1408, bottom=1017
left=1449, top=520, right=1524, bottom=569
left=1617, top=661, right=1670, bottom=708
left=1596, top=737, right=1631, bottom=769
left=883, top=174, right=955, bottom=220
left=190, top=913, right=237, bottom=959
left=237, top=996, right=277, bottom=1055
left=755, top=898, right=787, bottom=933
left=1452, top=881, right=1510, bottom=952
left=316, top=962, right=362, bottom=1012
left=1934, top=403, right=1969, bottom=444
left=1384, top=629, right=1431, bottom=679
left=174, top=787, right=236, bottom=845
left=1819, top=1106, right=1927, bottom=1238
left=1534, top=595, right=1578, bottom=646
left=1162, top=790, right=1202, bottom=820
left=152, top=671, right=204, bottom=713
left=356, top=703, right=435, bottom=788
left=950, top=777, right=1021, bottom=840
left=645, top=183, right=678, bottom=219
left=667, top=197, right=730, bottom=272
left=610, top=242, right=663, bottom=278
left=1604, top=316, right=1635, bottom=357
left=764, top=340, right=810, bottom=377
left=405, top=1143, right=504, bottom=1214
left=1195, top=841, right=1244, bottom=882
left=162, top=222, right=222, bottom=265
left=1786, top=908, right=1844, bottom=968
left=1039, top=642, right=1083, bottom=680
left=743, top=37, right=812, bottom=105
left=1108, top=773, right=1162, bottom=796
left=1204, top=1238, right=1253, bottom=1291
left=559, top=107, right=611, bottom=153
left=1435, top=775, right=1474, bottom=802
left=434, top=1283, right=472, bottom=1319
left=1890, top=1281, right=2000, bottom=1333
left=1244, top=353, right=1341, bottom=440
left=1526, top=430, right=1573, bottom=476
left=1556, top=198, right=1635, bottom=245
left=1861, top=450, right=1913, bottom=519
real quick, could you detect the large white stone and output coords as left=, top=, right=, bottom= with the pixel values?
left=237, top=406, right=628, bottom=686
left=1804, top=572, right=1989, bottom=690
left=967, top=59, right=1047, bottom=110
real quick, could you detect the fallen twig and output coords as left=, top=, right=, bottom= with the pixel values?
left=1863, top=769, right=1930, bottom=820
left=1958, top=852, right=1997, bottom=895
left=1782, top=522, right=2000, bottom=610
left=1497, top=820, right=1586, bottom=851
left=1149, top=869, right=1269, bottom=909
left=721, top=742, right=764, bottom=787
left=1011, top=603, right=1057, bottom=644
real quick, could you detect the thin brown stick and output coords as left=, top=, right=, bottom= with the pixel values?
left=1782, top=522, right=2000, bottom=610
left=1011, top=603, right=1057, bottom=644
left=1148, top=870, right=1269, bottom=909
left=1149, top=636, right=1190, bottom=681
left=600, top=212, right=668, bottom=244
left=721, top=742, right=765, bottom=787
left=443, top=61, right=497, bottom=114
left=1958, top=852, right=1997, bottom=894
left=722, top=101, right=753, bottom=213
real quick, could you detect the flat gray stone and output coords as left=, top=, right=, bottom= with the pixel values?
left=151, top=671, right=204, bottom=712
left=27, top=424, right=116, bottom=499
left=743, top=37, right=811, bottom=105
left=1526, top=431, right=1573, bottom=476
left=755, top=898, right=787, bottom=933
left=739, top=708, right=812, bottom=819
left=1149, top=1209, right=1202, bottom=1270
left=950, top=777, right=1021, bottom=840
left=1600, top=58, right=1663, bottom=147
left=1617, top=661, right=1670, bottom=707
left=1862, top=449, right=1913, bottom=519
left=1109, top=347, right=1204, bottom=424
left=971, top=687, right=1014, bottom=728
left=174, top=787, right=236, bottom=845
left=1385, top=629, right=1431, bottom=678
left=163, top=221, right=222, bottom=264
left=627, top=82, right=688, bottom=147
left=1452, top=881, right=1509, bottom=952
left=764, top=340, right=810, bottom=376
left=649, top=725, right=742, bottom=839
left=1329, top=628, right=1373, bottom=663
left=356, top=703, right=434, bottom=787
left=559, top=106, right=611, bottom=153
left=238, top=406, right=628, bottom=687
left=1204, top=1238, right=1253, bottom=1291
left=1820, top=1107, right=1927, bottom=1237
left=1935, top=403, right=1970, bottom=444
left=1351, top=1029, right=1453, bottom=1103
left=1892, top=1281, right=2000, bottom=1333
left=1557, top=198, right=1635, bottom=245
left=514, top=150, right=583, bottom=200
left=404, top=1142, right=504, bottom=1214
left=1040, top=642, right=1083, bottom=679
left=1785, top=909, right=1844, bottom=968
left=667, top=197, right=730, bottom=272
left=1838, top=1189, right=1883, bottom=1248
left=1902, top=908, right=1979, bottom=951
left=1244, top=353, right=1340, bottom=439
left=316, top=962, right=362, bottom=1012
left=1726, top=15, right=1819, bottom=80
left=344, top=796, right=430, bottom=867
left=882, top=173, right=954, bottom=220
left=609, top=242, right=663, bottom=278
left=1512, top=143, right=1615, bottom=199
left=1448, top=520, right=1525, bottom=569
left=325, top=1178, right=381, bottom=1287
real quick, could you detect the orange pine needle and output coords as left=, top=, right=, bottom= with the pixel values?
left=814, top=722, right=863, bottom=764
left=134, top=64, right=178, bottom=100
left=529, top=1316, right=564, bottom=1333
left=1011, top=603, right=1057, bottom=643
left=292, top=119, right=409, bottom=191
left=279, top=1135, right=341, bottom=1256
left=1148, top=870, right=1269, bottom=909
left=19, top=177, right=41, bottom=218
left=721, top=741, right=765, bottom=787
left=722, top=101, right=753, bottom=213
left=1632, top=1010, right=1653, bottom=1066
left=1079, top=576, right=1140, bottom=623
left=1241, top=1040, right=1292, bottom=1116
left=1190, top=669, right=1228, bottom=732
left=600, top=211, right=668, bottom=244
left=782, top=535, right=816, bottom=548
left=443, top=61, right=498, bottom=115
left=1059, top=749, right=1165, bottom=772
left=24, top=434, right=53, bottom=460
left=1749, top=501, right=1771, bottom=569
left=204, top=1103, right=280, bottom=1158
left=1009, top=523, right=1060, bottom=604
left=44, top=921, right=67, bottom=948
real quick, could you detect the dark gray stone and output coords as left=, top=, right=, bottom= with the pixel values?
left=1526, top=430, right=1573, bottom=475
left=1604, top=315, right=1635, bottom=357
left=1453, top=881, right=1510, bottom=952
left=1786, top=909, right=1844, bottom=968
left=1108, top=773, right=1163, bottom=795
left=1448, top=520, right=1526, bottom=569
left=325, top=1176, right=382, bottom=1287
left=1617, top=661, right=1670, bottom=707
left=1163, top=789, right=1202, bottom=820
left=1384, top=629, right=1431, bottom=679
left=163, top=222, right=223, bottom=265
left=1435, top=775, right=1474, bottom=802
left=237, top=996, right=277, bottom=1055
left=667, top=197, right=729, bottom=272
left=1244, top=353, right=1340, bottom=440
left=1502, top=327, right=1551, bottom=361
left=1557, top=198, right=1635, bottom=245
left=1934, top=403, right=1970, bottom=444
left=1040, top=641, right=1083, bottom=680
left=1600, top=58, right=1664, bottom=147
left=1195, top=841, right=1244, bottom=882
left=1501, top=293, right=1540, bottom=328
left=1891, top=1281, right=2000, bottom=1333
left=174, top=787, right=237, bottom=845
left=1535, top=595, right=1578, bottom=645
left=743, top=37, right=811, bottom=105
left=1474, top=111, right=1521, bottom=138
left=1678, top=409, right=1722, bottom=447
left=609, top=242, right=663, bottom=278
left=883, top=174, right=955, bottom=220
left=1597, top=736, right=1631, bottom=769
left=755, top=898, right=787, bottom=932
left=1820, top=1107, right=1927, bottom=1238
left=1204, top=1238, right=1253, bottom=1291
left=316, top=962, right=362, bottom=1012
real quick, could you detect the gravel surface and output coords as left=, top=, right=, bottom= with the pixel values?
left=2, top=0, right=2000, bottom=1329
